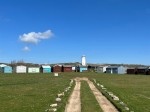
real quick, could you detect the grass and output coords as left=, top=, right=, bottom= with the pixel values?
left=90, top=73, right=150, bottom=112
left=81, top=81, right=103, bottom=112
left=0, top=73, right=72, bottom=112
left=0, top=72, right=150, bottom=112
left=61, top=72, right=150, bottom=112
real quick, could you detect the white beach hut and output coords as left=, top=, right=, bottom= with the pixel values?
left=16, top=65, right=27, bottom=73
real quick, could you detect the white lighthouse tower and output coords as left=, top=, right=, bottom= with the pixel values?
left=81, top=55, right=86, bottom=66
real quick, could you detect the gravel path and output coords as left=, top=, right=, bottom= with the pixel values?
left=65, top=77, right=118, bottom=112
left=65, top=78, right=81, bottom=112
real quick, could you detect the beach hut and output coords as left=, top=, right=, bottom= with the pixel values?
left=72, top=66, right=76, bottom=72
left=106, top=66, right=127, bottom=74
left=146, top=68, right=150, bottom=75
left=77, top=65, right=88, bottom=72
left=40, top=65, right=51, bottom=73
left=137, top=67, right=148, bottom=75
left=127, top=67, right=149, bottom=75
left=16, top=65, right=27, bottom=73
left=28, top=67, right=40, bottom=73
left=1, top=66, right=12, bottom=73
left=62, top=65, right=72, bottom=72
left=88, top=65, right=97, bottom=72
left=52, top=65, right=62, bottom=72
left=0, top=64, right=7, bottom=73
left=127, top=68, right=137, bottom=74
left=97, top=66, right=108, bottom=73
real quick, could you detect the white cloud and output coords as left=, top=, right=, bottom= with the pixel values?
left=23, top=46, right=30, bottom=51
left=19, top=30, right=53, bottom=44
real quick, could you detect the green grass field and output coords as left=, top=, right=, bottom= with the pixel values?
left=91, top=73, right=150, bottom=112
left=0, top=73, right=72, bottom=112
left=0, top=72, right=150, bottom=112
left=81, top=81, right=103, bottom=112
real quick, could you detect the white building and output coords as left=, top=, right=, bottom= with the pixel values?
left=81, top=55, right=86, bottom=66
left=28, top=67, right=40, bottom=73
left=16, top=65, right=27, bottom=73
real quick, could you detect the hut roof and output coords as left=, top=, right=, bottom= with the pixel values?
left=78, top=65, right=88, bottom=68
left=107, top=66, right=124, bottom=68
left=63, top=65, right=72, bottom=67
left=53, top=65, right=62, bottom=67
left=137, top=67, right=148, bottom=69
left=0, top=64, right=7, bottom=67
left=41, top=65, right=51, bottom=68
left=28, top=67, right=40, bottom=68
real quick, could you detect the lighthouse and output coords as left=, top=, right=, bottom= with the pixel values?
left=81, top=55, right=86, bottom=66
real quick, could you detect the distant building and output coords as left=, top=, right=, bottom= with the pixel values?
left=147, top=67, right=150, bottom=75
left=40, top=65, right=51, bottom=73
left=88, top=65, right=97, bottom=72
left=16, top=65, right=27, bottom=73
left=77, top=65, right=88, bottom=72
left=52, top=65, right=62, bottom=72
left=127, top=68, right=137, bottom=74
left=28, top=67, right=40, bottom=73
left=1, top=66, right=12, bottom=73
left=62, top=65, right=72, bottom=72
left=97, top=66, right=108, bottom=73
left=137, top=67, right=149, bottom=74
left=127, top=67, right=149, bottom=75
left=81, top=55, right=86, bottom=66
left=106, top=66, right=127, bottom=74
left=72, top=66, right=76, bottom=72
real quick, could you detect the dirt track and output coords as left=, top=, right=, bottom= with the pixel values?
left=65, top=78, right=81, bottom=112
left=87, top=79, right=118, bottom=112
left=65, top=77, right=118, bottom=112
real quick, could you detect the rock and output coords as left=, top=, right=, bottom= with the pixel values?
left=57, top=92, right=64, bottom=97
left=97, top=83, right=100, bottom=86
left=68, top=87, right=71, bottom=89
left=70, top=79, right=73, bottom=83
left=54, top=73, right=59, bottom=76
left=48, top=108, right=57, bottom=112
left=45, top=109, right=49, bottom=112
left=100, top=85, right=104, bottom=88
left=108, top=92, right=113, bottom=96
left=102, top=87, right=107, bottom=90
left=112, top=96, right=119, bottom=101
left=56, top=98, right=61, bottom=102
left=125, top=107, right=130, bottom=111
left=119, top=101, right=125, bottom=106
left=50, top=103, right=57, bottom=107
left=65, top=89, right=68, bottom=92
left=93, top=79, right=96, bottom=83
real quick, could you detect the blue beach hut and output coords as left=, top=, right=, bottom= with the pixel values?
left=2, top=66, right=12, bottom=73
left=77, top=65, right=88, bottom=72
left=40, top=65, right=51, bottom=73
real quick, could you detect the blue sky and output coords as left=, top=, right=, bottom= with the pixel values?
left=0, top=0, right=150, bottom=65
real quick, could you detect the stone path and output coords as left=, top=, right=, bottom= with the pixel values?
left=65, top=77, right=118, bottom=112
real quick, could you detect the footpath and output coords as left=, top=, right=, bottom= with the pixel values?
left=65, top=77, right=118, bottom=112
